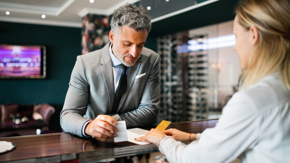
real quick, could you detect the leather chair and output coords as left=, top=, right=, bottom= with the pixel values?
left=33, top=103, right=55, bottom=128
left=0, top=103, right=55, bottom=137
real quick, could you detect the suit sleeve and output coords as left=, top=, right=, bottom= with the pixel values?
left=118, top=54, right=160, bottom=127
left=60, top=56, right=91, bottom=137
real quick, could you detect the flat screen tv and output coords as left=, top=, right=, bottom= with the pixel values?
left=0, top=44, right=46, bottom=79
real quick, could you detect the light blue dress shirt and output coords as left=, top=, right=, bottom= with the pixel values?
left=109, top=44, right=129, bottom=92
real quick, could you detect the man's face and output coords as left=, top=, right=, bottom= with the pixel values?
left=109, top=26, right=148, bottom=67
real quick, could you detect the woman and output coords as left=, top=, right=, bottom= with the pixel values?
left=137, top=0, right=290, bottom=162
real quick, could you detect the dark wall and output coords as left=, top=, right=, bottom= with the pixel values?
left=149, top=0, right=238, bottom=37
left=146, top=0, right=239, bottom=51
left=0, top=22, right=81, bottom=131
left=145, top=36, right=158, bottom=52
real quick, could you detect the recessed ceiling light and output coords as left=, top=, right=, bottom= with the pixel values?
left=41, top=14, right=46, bottom=19
left=147, top=6, right=151, bottom=10
left=6, top=11, right=10, bottom=15
left=166, top=0, right=169, bottom=1
left=89, top=0, right=94, bottom=3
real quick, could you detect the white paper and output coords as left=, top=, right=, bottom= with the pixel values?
left=127, top=128, right=150, bottom=145
left=114, top=121, right=128, bottom=142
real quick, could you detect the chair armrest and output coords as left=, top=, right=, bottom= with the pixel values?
left=38, top=104, right=55, bottom=126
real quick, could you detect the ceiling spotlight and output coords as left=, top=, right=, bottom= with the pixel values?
left=6, top=11, right=10, bottom=15
left=147, top=6, right=151, bottom=10
left=166, top=0, right=169, bottom=1
left=41, top=14, right=46, bottom=19
left=89, top=0, right=94, bottom=3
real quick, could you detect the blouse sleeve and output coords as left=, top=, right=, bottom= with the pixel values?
left=159, top=92, right=260, bottom=163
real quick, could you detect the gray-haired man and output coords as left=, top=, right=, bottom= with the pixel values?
left=60, top=4, right=160, bottom=139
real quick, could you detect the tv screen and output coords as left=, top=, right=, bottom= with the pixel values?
left=0, top=44, right=46, bottom=79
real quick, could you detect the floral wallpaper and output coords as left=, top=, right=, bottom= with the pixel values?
left=81, top=14, right=111, bottom=54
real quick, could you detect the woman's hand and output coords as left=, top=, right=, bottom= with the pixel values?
left=135, top=128, right=167, bottom=145
left=163, top=128, right=196, bottom=142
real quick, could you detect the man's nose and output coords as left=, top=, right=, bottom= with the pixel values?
left=129, top=45, right=138, bottom=57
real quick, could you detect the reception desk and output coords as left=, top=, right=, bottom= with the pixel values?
left=0, top=119, right=218, bottom=163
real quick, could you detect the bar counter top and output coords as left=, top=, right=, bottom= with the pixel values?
left=0, top=119, right=218, bottom=163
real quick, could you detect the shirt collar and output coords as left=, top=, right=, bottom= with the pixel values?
left=109, top=43, right=122, bottom=67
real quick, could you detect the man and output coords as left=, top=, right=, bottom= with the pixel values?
left=60, top=3, right=160, bottom=139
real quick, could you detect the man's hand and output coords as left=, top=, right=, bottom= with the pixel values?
left=85, top=115, right=118, bottom=139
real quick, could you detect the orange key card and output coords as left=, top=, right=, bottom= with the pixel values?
left=156, top=120, right=171, bottom=131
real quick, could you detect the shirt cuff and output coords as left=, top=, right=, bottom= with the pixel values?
left=111, top=114, right=122, bottom=121
left=158, top=136, right=177, bottom=153
left=82, top=120, right=92, bottom=137
left=196, top=133, right=202, bottom=141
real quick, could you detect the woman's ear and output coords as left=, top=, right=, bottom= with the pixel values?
left=250, top=26, right=259, bottom=46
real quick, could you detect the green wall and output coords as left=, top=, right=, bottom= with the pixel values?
left=0, top=21, right=81, bottom=131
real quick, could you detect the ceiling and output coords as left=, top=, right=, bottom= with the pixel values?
left=0, top=0, right=139, bottom=27
left=0, top=0, right=223, bottom=28
left=0, top=0, right=239, bottom=37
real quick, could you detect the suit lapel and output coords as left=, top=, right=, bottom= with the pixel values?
left=117, top=58, right=141, bottom=111
left=100, top=43, right=115, bottom=113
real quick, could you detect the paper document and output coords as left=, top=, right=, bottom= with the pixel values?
left=127, top=128, right=150, bottom=145
left=114, top=121, right=128, bottom=142
left=114, top=122, right=151, bottom=145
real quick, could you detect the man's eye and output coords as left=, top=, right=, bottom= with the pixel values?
left=124, top=43, right=131, bottom=46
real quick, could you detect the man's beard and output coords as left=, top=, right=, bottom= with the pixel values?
left=119, top=54, right=140, bottom=67
left=112, top=45, right=140, bottom=67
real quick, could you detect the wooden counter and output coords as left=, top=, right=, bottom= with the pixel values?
left=0, top=119, right=218, bottom=163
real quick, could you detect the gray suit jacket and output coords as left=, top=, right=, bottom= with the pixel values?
left=60, top=43, right=160, bottom=137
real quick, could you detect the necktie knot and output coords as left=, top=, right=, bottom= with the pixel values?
left=118, top=64, right=127, bottom=74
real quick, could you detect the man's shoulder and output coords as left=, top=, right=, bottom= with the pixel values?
left=77, top=45, right=109, bottom=66
left=142, top=47, right=158, bottom=57
left=79, top=48, right=103, bottom=60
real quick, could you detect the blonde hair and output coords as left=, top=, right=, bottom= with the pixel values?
left=236, top=0, right=290, bottom=91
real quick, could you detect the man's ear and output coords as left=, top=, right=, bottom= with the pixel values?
left=250, top=26, right=259, bottom=46
left=109, top=30, right=114, bottom=43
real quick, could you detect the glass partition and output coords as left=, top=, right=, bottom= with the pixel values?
left=157, top=20, right=241, bottom=123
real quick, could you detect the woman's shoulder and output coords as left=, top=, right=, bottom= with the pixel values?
left=235, top=73, right=290, bottom=111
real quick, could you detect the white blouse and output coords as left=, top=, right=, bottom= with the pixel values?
left=159, top=73, right=290, bottom=163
